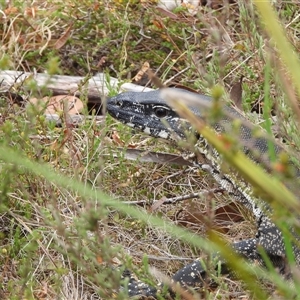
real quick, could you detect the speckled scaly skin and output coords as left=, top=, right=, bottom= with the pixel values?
left=107, top=88, right=300, bottom=298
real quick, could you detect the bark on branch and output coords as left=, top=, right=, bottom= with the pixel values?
left=0, top=70, right=153, bottom=106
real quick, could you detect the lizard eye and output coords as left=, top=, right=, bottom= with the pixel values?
left=154, top=106, right=168, bottom=118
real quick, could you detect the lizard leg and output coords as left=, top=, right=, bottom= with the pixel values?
left=122, top=239, right=259, bottom=297
left=172, top=238, right=258, bottom=287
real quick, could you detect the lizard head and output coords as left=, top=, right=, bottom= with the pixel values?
left=107, top=89, right=194, bottom=141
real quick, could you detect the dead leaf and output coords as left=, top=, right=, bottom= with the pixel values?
left=177, top=202, right=243, bottom=233
left=111, top=130, right=125, bottom=146
left=151, top=197, right=167, bottom=211
left=120, top=148, right=193, bottom=166
left=96, top=255, right=103, bottom=264
left=133, top=62, right=150, bottom=82
left=96, top=56, right=108, bottom=69
left=25, top=6, right=37, bottom=17
left=54, top=24, right=73, bottom=49
left=29, top=95, right=83, bottom=115
left=127, top=143, right=138, bottom=149
left=155, top=7, right=178, bottom=19
left=215, top=202, right=243, bottom=222
left=152, top=18, right=165, bottom=29
left=230, top=76, right=244, bottom=109
left=4, top=7, right=19, bottom=15
left=169, top=83, right=198, bottom=93
left=147, top=69, right=165, bottom=88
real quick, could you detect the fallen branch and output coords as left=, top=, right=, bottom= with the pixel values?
left=0, top=70, right=153, bottom=101
left=122, top=188, right=225, bottom=206
left=0, top=70, right=154, bottom=125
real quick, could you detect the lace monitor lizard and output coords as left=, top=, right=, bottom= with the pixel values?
left=106, top=88, right=300, bottom=298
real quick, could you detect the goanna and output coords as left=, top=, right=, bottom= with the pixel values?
left=107, top=88, right=300, bottom=298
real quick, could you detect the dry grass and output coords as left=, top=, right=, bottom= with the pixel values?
left=0, top=0, right=300, bottom=299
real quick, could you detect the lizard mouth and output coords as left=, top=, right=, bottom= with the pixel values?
left=107, top=102, right=173, bottom=139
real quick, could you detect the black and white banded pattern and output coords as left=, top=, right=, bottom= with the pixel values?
left=107, top=88, right=300, bottom=298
